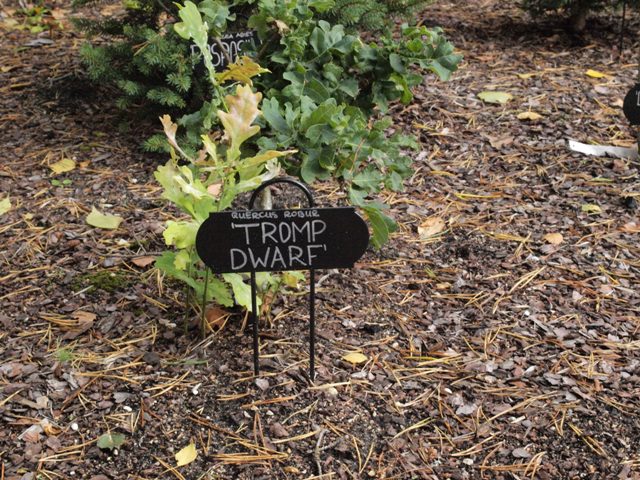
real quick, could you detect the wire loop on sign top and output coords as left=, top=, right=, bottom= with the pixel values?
left=248, top=176, right=315, bottom=209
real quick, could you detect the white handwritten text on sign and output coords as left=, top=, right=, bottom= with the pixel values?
left=196, top=208, right=369, bottom=273
left=191, top=31, right=259, bottom=71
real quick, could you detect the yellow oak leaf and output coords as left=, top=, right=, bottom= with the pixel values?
left=517, top=111, right=543, bottom=121
left=175, top=443, right=197, bottom=467
left=343, top=352, right=367, bottom=365
left=0, top=197, right=10, bottom=216
left=581, top=203, right=602, bottom=215
left=49, top=158, right=76, bottom=175
left=215, top=56, right=269, bottom=85
left=418, top=217, right=445, bottom=239
left=240, top=149, right=297, bottom=172
left=478, top=91, right=513, bottom=104
left=86, top=207, right=123, bottom=230
left=274, top=20, right=289, bottom=33
left=585, top=69, right=607, bottom=78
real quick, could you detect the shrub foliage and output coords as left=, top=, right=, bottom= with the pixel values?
left=74, top=0, right=461, bottom=246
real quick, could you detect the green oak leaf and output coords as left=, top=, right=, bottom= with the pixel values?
left=163, top=220, right=199, bottom=249
left=223, top=273, right=259, bottom=311
left=156, top=252, right=233, bottom=306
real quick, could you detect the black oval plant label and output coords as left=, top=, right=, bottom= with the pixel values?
left=196, top=207, right=369, bottom=273
left=623, top=84, right=640, bottom=125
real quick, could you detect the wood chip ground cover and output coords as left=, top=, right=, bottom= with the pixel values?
left=1, top=1, right=639, bottom=479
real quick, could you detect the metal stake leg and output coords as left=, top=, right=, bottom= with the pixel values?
left=251, top=271, right=259, bottom=376
left=619, top=0, right=627, bottom=55
left=201, top=268, right=209, bottom=339
left=309, top=268, right=316, bottom=381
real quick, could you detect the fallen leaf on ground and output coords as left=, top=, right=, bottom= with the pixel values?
left=585, top=69, right=607, bottom=78
left=0, top=197, right=10, bottom=216
left=282, top=271, right=304, bottom=289
left=40, top=418, right=59, bottom=436
left=205, top=306, right=228, bottom=331
left=175, top=443, right=197, bottom=467
left=620, top=222, right=640, bottom=233
left=72, top=311, right=96, bottom=323
left=581, top=204, right=602, bottom=215
left=543, top=233, right=563, bottom=245
left=455, top=403, right=477, bottom=416
left=478, top=91, right=513, bottom=104
left=49, top=8, right=66, bottom=19
left=19, top=424, right=43, bottom=443
left=486, top=135, right=514, bottom=149
left=131, top=256, right=156, bottom=268
left=600, top=284, right=614, bottom=295
left=343, top=352, right=368, bottom=365
left=97, top=433, right=125, bottom=450
left=255, top=378, right=270, bottom=391
left=49, top=158, right=76, bottom=175
left=270, top=422, right=290, bottom=438
left=418, top=217, right=446, bottom=239
left=512, top=447, right=532, bottom=458
left=86, top=207, right=123, bottom=230
left=517, top=111, right=542, bottom=121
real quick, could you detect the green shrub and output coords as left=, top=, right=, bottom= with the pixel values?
left=326, top=0, right=433, bottom=31
left=73, top=0, right=460, bottom=245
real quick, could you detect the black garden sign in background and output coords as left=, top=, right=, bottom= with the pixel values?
left=623, top=83, right=640, bottom=125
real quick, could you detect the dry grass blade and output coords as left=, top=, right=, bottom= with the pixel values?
left=483, top=394, right=557, bottom=425
left=525, top=452, right=546, bottom=478
left=568, top=423, right=608, bottom=457
left=211, top=452, right=288, bottom=464
left=301, top=473, right=336, bottom=480
left=0, top=390, right=23, bottom=408
left=452, top=434, right=498, bottom=457
left=392, top=418, right=433, bottom=439
left=241, top=395, right=298, bottom=409
left=144, top=371, right=192, bottom=397
left=508, top=267, right=546, bottom=294
left=272, top=429, right=321, bottom=445
left=152, top=455, right=186, bottom=480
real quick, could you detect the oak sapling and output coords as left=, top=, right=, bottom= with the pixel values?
left=154, top=71, right=295, bottom=328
